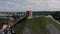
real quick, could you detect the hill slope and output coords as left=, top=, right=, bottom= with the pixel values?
left=12, top=16, right=56, bottom=34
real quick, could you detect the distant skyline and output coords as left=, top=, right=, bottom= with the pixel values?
left=0, top=0, right=60, bottom=12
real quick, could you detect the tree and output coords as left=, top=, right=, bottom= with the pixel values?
left=11, top=15, right=20, bottom=19
left=51, top=11, right=60, bottom=21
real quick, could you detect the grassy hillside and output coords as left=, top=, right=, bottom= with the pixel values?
left=12, top=16, right=57, bottom=34
left=47, top=17, right=60, bottom=31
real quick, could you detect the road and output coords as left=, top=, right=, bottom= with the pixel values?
left=46, top=24, right=60, bottom=34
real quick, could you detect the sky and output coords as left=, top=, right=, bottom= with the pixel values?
left=0, top=0, right=60, bottom=12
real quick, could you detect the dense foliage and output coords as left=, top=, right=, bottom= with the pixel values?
left=51, top=11, right=60, bottom=21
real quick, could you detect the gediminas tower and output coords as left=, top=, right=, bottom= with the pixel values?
left=26, top=10, right=32, bottom=19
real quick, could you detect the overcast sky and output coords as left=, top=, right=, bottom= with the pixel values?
left=0, top=0, right=60, bottom=12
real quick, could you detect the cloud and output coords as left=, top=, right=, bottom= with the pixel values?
left=0, top=0, right=60, bottom=12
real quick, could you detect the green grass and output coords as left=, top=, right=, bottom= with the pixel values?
left=42, top=17, right=60, bottom=31
left=51, top=21, right=60, bottom=30
left=0, top=16, right=59, bottom=34
left=12, top=16, right=58, bottom=34
left=46, top=17, right=60, bottom=31
left=24, top=17, right=50, bottom=34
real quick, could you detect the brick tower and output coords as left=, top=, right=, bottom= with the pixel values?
left=26, top=10, right=32, bottom=19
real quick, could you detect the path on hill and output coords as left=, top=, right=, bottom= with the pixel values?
left=46, top=24, right=60, bottom=34
left=22, top=27, right=31, bottom=34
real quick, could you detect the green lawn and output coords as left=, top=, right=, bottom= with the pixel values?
left=12, top=16, right=58, bottom=34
